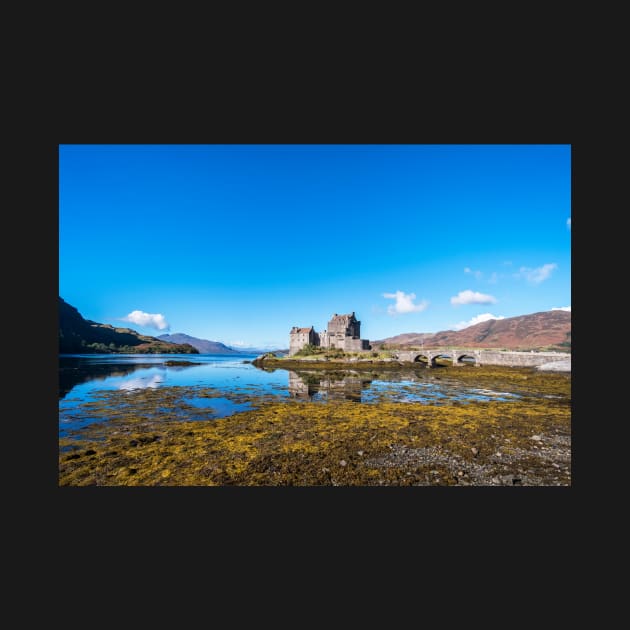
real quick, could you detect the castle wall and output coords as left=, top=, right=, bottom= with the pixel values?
left=289, top=329, right=316, bottom=355
left=342, top=337, right=370, bottom=352
left=319, top=331, right=330, bottom=348
left=327, top=315, right=361, bottom=337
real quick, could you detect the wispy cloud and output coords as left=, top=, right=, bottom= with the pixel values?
left=488, top=272, right=499, bottom=284
left=566, top=217, right=571, bottom=230
left=383, top=290, right=429, bottom=315
left=514, top=263, right=557, bottom=284
left=453, top=313, right=504, bottom=331
left=120, top=310, right=170, bottom=331
left=450, top=289, right=497, bottom=306
left=464, top=267, right=483, bottom=280
left=551, top=306, right=571, bottom=312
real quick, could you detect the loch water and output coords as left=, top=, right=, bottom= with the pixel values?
left=59, top=353, right=520, bottom=437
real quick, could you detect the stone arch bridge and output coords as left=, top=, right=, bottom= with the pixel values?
left=393, top=349, right=569, bottom=368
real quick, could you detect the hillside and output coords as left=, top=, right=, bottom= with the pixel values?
left=158, top=333, right=241, bottom=354
left=59, top=297, right=198, bottom=354
left=373, top=310, right=571, bottom=352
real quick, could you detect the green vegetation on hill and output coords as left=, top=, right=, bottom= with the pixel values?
left=59, top=297, right=198, bottom=354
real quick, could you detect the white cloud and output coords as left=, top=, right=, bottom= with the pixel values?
left=515, top=263, right=557, bottom=284
left=488, top=272, right=499, bottom=284
left=453, top=313, right=504, bottom=331
left=229, top=340, right=247, bottom=347
left=464, top=267, right=483, bottom=280
left=120, top=310, right=170, bottom=330
left=551, top=306, right=571, bottom=312
left=383, top=290, right=429, bottom=315
left=450, top=289, right=497, bottom=306
left=566, top=217, right=571, bottom=229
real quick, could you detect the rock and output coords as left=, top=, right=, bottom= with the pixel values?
left=357, top=450, right=364, bottom=456
left=164, top=360, right=198, bottom=367
left=339, top=460, right=347, bottom=467
left=322, top=467, right=330, bottom=474
left=495, top=452, right=502, bottom=457
left=458, top=471, right=465, bottom=477
left=471, top=447, right=479, bottom=456
left=537, top=359, right=571, bottom=372
left=531, top=435, right=542, bottom=441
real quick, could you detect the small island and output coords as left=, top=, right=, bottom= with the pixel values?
left=253, top=310, right=571, bottom=372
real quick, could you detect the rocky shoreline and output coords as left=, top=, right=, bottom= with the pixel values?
left=59, top=365, right=571, bottom=486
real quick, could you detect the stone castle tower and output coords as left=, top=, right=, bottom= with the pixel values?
left=289, top=312, right=370, bottom=356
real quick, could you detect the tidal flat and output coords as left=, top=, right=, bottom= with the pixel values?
left=59, top=364, right=570, bottom=486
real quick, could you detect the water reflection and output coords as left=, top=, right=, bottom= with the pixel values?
left=59, top=357, right=163, bottom=398
left=288, top=371, right=373, bottom=402
left=118, top=373, right=165, bottom=390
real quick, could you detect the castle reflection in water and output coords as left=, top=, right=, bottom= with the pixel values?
left=288, top=371, right=373, bottom=402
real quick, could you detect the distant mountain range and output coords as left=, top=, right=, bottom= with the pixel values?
left=157, top=333, right=287, bottom=355
left=157, top=333, right=241, bottom=354
left=233, top=345, right=289, bottom=355
left=59, top=298, right=198, bottom=354
left=373, top=310, right=571, bottom=352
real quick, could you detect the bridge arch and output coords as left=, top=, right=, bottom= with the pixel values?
left=455, top=352, right=477, bottom=366
left=412, top=353, right=431, bottom=364
left=430, top=352, right=454, bottom=367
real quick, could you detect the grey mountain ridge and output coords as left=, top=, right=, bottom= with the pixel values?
left=157, top=333, right=286, bottom=355
left=157, top=333, right=242, bottom=354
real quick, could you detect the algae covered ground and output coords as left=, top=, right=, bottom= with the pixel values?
left=59, top=365, right=570, bottom=486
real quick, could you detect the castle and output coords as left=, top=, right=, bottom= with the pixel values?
left=289, top=312, right=371, bottom=356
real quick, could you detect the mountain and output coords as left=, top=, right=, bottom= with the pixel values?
left=157, top=333, right=241, bottom=354
left=231, top=346, right=289, bottom=355
left=373, top=310, right=571, bottom=352
left=59, top=297, right=198, bottom=354
left=158, top=335, right=288, bottom=355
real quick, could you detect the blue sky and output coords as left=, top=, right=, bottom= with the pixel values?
left=59, top=144, right=571, bottom=349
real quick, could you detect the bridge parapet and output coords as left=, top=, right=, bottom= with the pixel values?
left=393, top=349, right=568, bottom=368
